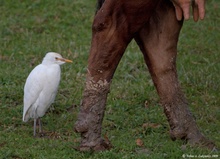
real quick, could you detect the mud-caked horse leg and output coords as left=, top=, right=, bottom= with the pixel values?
left=135, top=1, right=216, bottom=150
left=74, top=0, right=159, bottom=151
left=74, top=22, right=126, bottom=151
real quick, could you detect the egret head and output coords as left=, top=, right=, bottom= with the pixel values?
left=43, top=52, right=72, bottom=65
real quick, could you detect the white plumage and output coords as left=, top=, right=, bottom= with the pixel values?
left=23, top=52, right=72, bottom=136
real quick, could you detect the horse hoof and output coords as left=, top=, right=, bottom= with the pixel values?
left=78, top=138, right=112, bottom=152
left=187, top=135, right=217, bottom=151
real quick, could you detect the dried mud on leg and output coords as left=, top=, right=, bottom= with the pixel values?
left=162, top=92, right=217, bottom=150
left=74, top=77, right=112, bottom=151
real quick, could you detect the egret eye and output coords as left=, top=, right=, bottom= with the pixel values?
left=55, top=57, right=64, bottom=61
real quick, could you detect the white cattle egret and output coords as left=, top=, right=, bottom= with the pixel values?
left=22, top=52, right=72, bottom=136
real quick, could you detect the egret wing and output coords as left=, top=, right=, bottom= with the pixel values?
left=23, top=64, right=47, bottom=121
left=35, top=65, right=61, bottom=116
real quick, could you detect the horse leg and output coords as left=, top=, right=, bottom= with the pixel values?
left=74, top=3, right=129, bottom=152
left=74, top=0, right=159, bottom=151
left=135, top=0, right=216, bottom=150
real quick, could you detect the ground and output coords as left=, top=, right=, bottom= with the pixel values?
left=0, top=0, right=219, bottom=158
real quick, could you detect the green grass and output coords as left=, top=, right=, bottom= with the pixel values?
left=0, top=0, right=219, bottom=158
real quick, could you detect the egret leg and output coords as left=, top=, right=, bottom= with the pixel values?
left=38, top=118, right=42, bottom=133
left=34, top=118, right=37, bottom=137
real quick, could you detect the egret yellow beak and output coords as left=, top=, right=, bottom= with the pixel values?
left=56, top=57, right=73, bottom=63
left=63, top=59, right=73, bottom=63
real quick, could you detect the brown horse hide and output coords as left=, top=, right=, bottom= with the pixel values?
left=74, top=0, right=216, bottom=151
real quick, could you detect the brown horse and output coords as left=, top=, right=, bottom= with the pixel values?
left=74, top=0, right=216, bottom=151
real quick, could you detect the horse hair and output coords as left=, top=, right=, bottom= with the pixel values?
left=96, top=0, right=105, bottom=13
